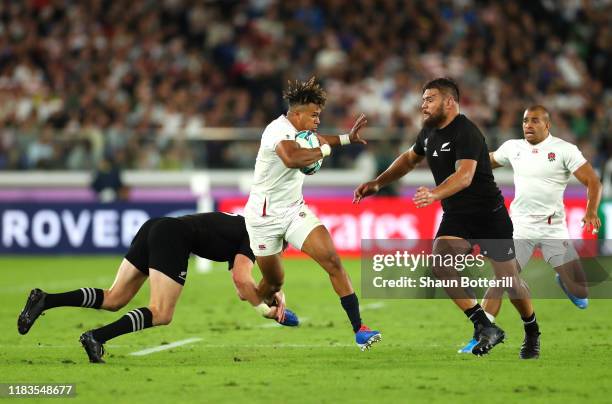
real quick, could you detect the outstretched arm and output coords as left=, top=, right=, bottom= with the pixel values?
left=354, top=149, right=424, bottom=203
left=317, top=114, right=368, bottom=146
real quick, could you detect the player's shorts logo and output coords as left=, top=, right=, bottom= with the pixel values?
left=299, top=212, right=306, bottom=218
left=548, top=152, right=556, bottom=162
left=258, top=244, right=266, bottom=250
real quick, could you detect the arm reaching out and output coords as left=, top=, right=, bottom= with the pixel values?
left=353, top=149, right=424, bottom=203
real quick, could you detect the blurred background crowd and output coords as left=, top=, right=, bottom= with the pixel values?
left=0, top=0, right=610, bottom=175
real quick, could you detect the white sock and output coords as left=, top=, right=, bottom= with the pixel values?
left=485, top=311, right=496, bottom=323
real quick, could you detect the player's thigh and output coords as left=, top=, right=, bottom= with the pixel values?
left=435, top=212, right=471, bottom=240
left=124, top=218, right=161, bottom=278
left=471, top=206, right=516, bottom=262
left=105, top=258, right=148, bottom=308
left=149, top=268, right=183, bottom=319
left=432, top=236, right=471, bottom=256
left=300, top=225, right=342, bottom=270
left=148, top=217, right=192, bottom=285
left=285, top=204, right=322, bottom=250
left=541, top=238, right=579, bottom=267
left=245, top=219, right=285, bottom=256
left=513, top=238, right=537, bottom=271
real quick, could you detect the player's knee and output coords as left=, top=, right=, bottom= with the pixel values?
left=320, top=252, right=343, bottom=274
left=156, top=315, right=173, bottom=326
left=102, top=291, right=128, bottom=312
left=149, top=306, right=173, bottom=326
left=105, top=302, right=125, bottom=312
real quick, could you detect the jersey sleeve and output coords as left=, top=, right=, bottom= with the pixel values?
left=492, top=140, right=511, bottom=167
left=411, top=129, right=426, bottom=156
left=564, top=144, right=587, bottom=173
left=228, top=236, right=256, bottom=271
left=261, top=122, right=295, bottom=151
left=455, top=123, right=483, bottom=161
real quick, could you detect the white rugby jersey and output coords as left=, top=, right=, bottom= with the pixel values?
left=245, top=115, right=304, bottom=218
left=493, top=134, right=586, bottom=224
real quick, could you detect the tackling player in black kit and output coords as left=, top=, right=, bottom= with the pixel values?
left=355, top=78, right=540, bottom=359
left=17, top=212, right=297, bottom=363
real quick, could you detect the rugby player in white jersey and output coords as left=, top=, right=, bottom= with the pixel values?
left=244, top=77, right=381, bottom=350
left=459, top=105, right=602, bottom=355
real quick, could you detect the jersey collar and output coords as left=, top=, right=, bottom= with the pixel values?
left=524, top=133, right=553, bottom=148
left=281, top=114, right=299, bottom=132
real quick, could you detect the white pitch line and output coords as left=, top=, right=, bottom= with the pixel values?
left=362, top=302, right=386, bottom=311
left=129, top=337, right=202, bottom=356
left=199, top=343, right=356, bottom=348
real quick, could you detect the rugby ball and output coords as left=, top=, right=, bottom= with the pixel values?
left=295, top=130, right=323, bottom=175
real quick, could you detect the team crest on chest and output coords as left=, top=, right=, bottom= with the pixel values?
left=548, top=152, right=556, bottom=162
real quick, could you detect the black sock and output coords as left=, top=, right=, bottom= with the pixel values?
left=464, top=304, right=492, bottom=328
left=91, top=307, right=153, bottom=343
left=44, top=288, right=104, bottom=310
left=522, top=312, right=539, bottom=336
left=340, top=293, right=362, bottom=333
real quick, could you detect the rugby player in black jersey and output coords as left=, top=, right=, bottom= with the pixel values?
left=354, top=78, right=540, bottom=359
left=17, top=212, right=298, bottom=363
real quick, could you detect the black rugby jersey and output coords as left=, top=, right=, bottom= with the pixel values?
left=178, top=212, right=255, bottom=269
left=412, top=114, right=503, bottom=214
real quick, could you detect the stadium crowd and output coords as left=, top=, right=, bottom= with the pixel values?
left=0, top=0, right=609, bottom=172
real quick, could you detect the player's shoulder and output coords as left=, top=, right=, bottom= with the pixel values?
left=498, top=138, right=523, bottom=149
left=548, top=135, right=579, bottom=150
left=456, top=114, right=484, bottom=136
left=263, top=115, right=296, bottom=137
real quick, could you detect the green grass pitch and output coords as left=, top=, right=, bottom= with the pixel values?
left=1, top=256, right=611, bottom=403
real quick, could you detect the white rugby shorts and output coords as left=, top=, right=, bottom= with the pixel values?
left=513, top=216, right=579, bottom=269
left=245, top=203, right=322, bottom=256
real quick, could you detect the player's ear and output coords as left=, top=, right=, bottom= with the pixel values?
left=445, top=95, right=453, bottom=109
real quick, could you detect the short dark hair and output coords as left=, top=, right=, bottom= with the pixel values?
left=526, top=104, right=551, bottom=121
left=422, top=77, right=460, bottom=102
left=283, top=77, right=327, bottom=108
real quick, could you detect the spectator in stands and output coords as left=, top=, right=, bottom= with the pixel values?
left=0, top=0, right=608, bottom=170
left=91, top=155, right=128, bottom=203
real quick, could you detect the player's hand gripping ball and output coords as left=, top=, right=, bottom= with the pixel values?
left=295, top=130, right=323, bottom=175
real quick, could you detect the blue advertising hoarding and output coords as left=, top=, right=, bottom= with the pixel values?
left=0, top=203, right=196, bottom=254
